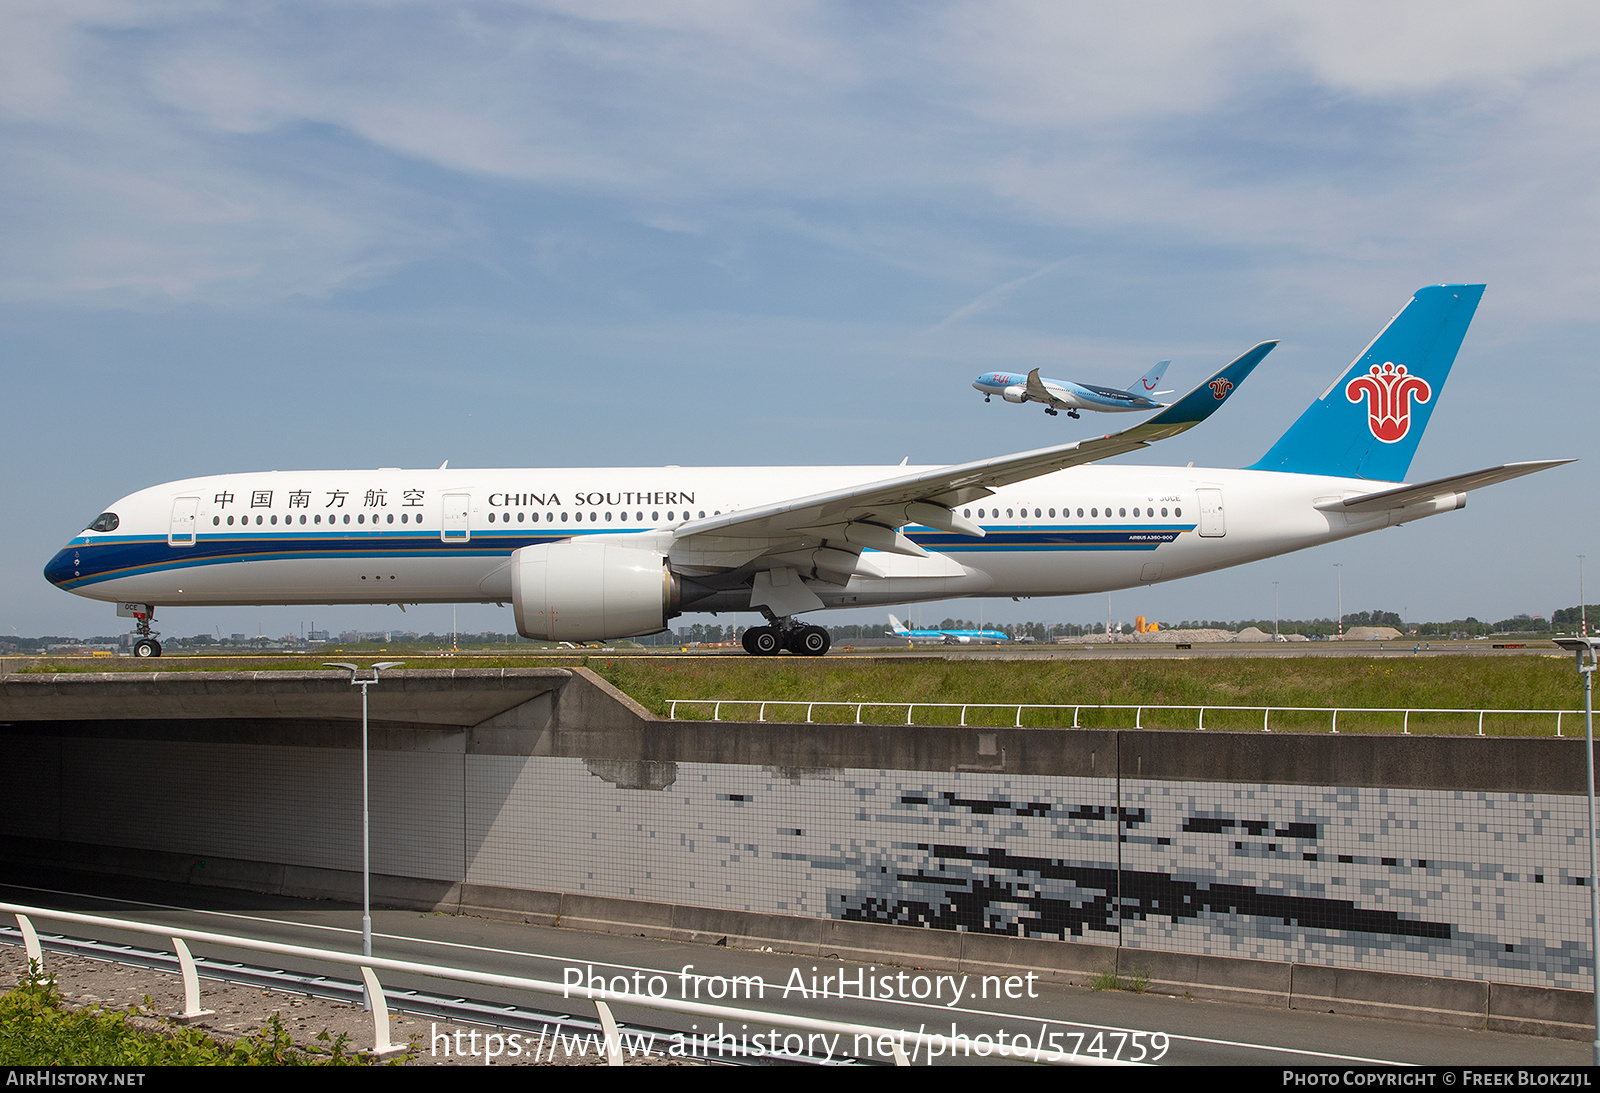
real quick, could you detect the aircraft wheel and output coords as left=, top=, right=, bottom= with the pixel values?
left=741, top=628, right=761, bottom=655
left=134, top=638, right=161, bottom=659
left=747, top=627, right=782, bottom=656
left=797, top=625, right=830, bottom=656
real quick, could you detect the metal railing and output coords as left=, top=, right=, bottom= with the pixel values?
left=665, top=699, right=1584, bottom=736
left=3, top=902, right=1132, bottom=1066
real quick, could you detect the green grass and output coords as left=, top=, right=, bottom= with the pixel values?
left=0, top=967, right=384, bottom=1065
left=586, top=654, right=1581, bottom=735
left=4, top=650, right=1585, bottom=736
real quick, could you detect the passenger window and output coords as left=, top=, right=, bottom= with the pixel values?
left=561, top=512, right=569, bottom=523
left=213, top=516, right=220, bottom=526
left=271, top=515, right=278, bottom=525
left=605, top=512, right=613, bottom=522
left=517, top=512, right=525, bottom=523
left=1091, top=508, right=1097, bottom=517
left=1174, top=507, right=1182, bottom=517
left=343, top=514, right=351, bottom=525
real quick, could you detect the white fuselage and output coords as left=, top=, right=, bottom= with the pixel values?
left=46, top=462, right=1417, bottom=617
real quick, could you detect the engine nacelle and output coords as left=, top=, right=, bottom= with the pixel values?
left=1002, top=385, right=1028, bottom=404
left=511, top=541, right=681, bottom=641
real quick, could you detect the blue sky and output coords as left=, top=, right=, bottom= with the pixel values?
left=4, top=2, right=1598, bottom=639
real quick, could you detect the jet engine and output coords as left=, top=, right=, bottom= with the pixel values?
left=1001, top=385, right=1028, bottom=404
left=511, top=541, right=684, bottom=641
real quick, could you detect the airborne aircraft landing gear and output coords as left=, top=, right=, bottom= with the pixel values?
left=743, top=617, right=830, bottom=656
left=1066, top=409, right=1080, bottom=419
left=1044, top=407, right=1057, bottom=416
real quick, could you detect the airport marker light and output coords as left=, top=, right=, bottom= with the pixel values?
left=1553, top=635, right=1600, bottom=1066
left=325, top=661, right=403, bottom=963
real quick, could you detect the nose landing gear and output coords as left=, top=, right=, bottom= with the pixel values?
left=123, top=604, right=162, bottom=658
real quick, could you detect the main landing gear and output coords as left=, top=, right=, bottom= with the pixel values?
left=1045, top=407, right=1080, bottom=419
left=742, top=618, right=831, bottom=657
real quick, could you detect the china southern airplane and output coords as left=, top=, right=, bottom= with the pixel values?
left=973, top=359, right=1172, bottom=418
left=45, top=285, right=1568, bottom=659
left=887, top=614, right=1009, bottom=645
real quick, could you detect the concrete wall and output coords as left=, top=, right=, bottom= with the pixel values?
left=0, top=667, right=1593, bottom=1037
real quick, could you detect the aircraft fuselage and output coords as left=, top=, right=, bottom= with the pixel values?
left=44, top=462, right=1419, bottom=615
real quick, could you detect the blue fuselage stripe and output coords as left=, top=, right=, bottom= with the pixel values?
left=47, top=524, right=1197, bottom=590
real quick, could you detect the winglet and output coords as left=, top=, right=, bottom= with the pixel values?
left=1135, top=341, right=1277, bottom=436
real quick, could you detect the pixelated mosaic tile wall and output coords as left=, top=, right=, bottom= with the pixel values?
left=12, top=735, right=1587, bottom=989
left=468, top=757, right=1592, bottom=989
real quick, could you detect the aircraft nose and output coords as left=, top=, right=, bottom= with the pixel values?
left=43, top=547, right=78, bottom=588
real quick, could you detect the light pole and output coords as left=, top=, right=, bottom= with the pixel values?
left=325, top=661, right=403, bottom=960
left=1553, top=636, right=1600, bottom=1066
left=1582, top=555, right=1588, bottom=638
left=1272, top=581, right=1280, bottom=642
left=1334, top=564, right=1344, bottom=640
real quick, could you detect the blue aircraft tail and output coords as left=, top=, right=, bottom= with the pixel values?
left=1247, top=284, right=1484, bottom=482
left=1130, top=359, right=1170, bottom=396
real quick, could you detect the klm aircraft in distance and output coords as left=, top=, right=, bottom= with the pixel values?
left=888, top=615, right=1009, bottom=645
left=974, top=359, right=1172, bottom=418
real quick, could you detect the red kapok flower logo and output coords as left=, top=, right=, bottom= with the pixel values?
left=1346, top=362, right=1431, bottom=443
left=1208, top=377, right=1233, bottom=400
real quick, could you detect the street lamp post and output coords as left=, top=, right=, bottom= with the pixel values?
left=1553, top=636, right=1600, bottom=1066
left=1273, top=581, right=1280, bottom=642
left=1334, top=564, right=1344, bottom=640
left=325, top=661, right=403, bottom=960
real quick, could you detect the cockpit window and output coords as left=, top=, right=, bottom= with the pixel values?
left=87, top=512, right=119, bottom=533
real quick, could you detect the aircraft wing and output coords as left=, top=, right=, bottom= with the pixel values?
left=674, top=340, right=1277, bottom=551
left=1315, top=460, right=1574, bottom=513
left=1025, top=369, right=1072, bottom=408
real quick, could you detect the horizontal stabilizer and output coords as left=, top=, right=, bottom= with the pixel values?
left=1315, top=460, right=1574, bottom=513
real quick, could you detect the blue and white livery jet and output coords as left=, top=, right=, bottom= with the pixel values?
left=46, top=285, right=1570, bottom=658
left=973, top=360, right=1172, bottom=419
left=887, top=615, right=1009, bottom=645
